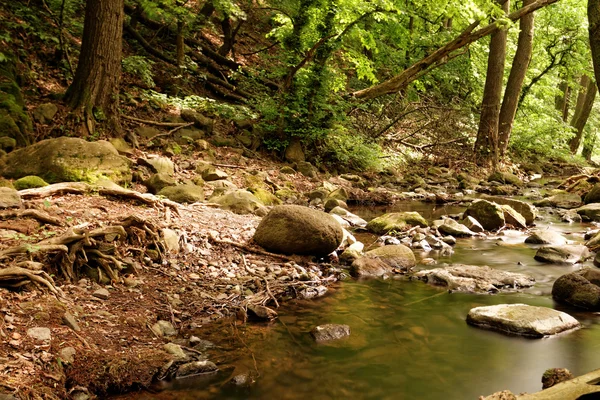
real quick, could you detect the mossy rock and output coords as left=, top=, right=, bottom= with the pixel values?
left=249, top=187, right=282, bottom=206
left=0, top=178, right=14, bottom=189
left=350, top=245, right=416, bottom=278
left=157, top=184, right=204, bottom=203
left=211, top=189, right=265, bottom=215
left=0, top=137, right=132, bottom=184
left=366, top=212, right=428, bottom=234
left=487, top=171, right=522, bottom=186
left=13, top=175, right=49, bottom=190
left=552, top=269, right=600, bottom=310
left=463, top=200, right=505, bottom=231
left=0, top=93, right=31, bottom=146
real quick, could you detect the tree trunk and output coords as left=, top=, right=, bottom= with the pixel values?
left=498, top=0, right=535, bottom=156
left=176, top=19, right=185, bottom=73
left=590, top=0, right=600, bottom=93
left=64, top=0, right=124, bottom=136
left=473, top=0, right=510, bottom=168
left=569, top=75, right=597, bottom=154
left=555, top=79, right=571, bottom=122
left=582, top=130, right=596, bottom=161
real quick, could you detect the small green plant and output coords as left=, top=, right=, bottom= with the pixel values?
left=122, top=56, right=156, bottom=88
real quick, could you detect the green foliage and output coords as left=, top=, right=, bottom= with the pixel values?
left=314, top=126, right=384, bottom=171
left=122, top=56, right=156, bottom=88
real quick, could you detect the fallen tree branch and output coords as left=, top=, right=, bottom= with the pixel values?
left=122, top=115, right=191, bottom=127
left=145, top=122, right=195, bottom=143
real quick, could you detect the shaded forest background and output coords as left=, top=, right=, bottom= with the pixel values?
left=2, top=0, right=600, bottom=174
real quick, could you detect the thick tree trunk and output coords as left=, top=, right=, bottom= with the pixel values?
left=582, top=130, right=596, bottom=160
left=64, top=0, right=124, bottom=135
left=351, top=0, right=559, bottom=100
left=498, top=0, right=535, bottom=156
left=590, top=0, right=600, bottom=92
left=473, top=0, right=510, bottom=168
left=569, top=75, right=597, bottom=154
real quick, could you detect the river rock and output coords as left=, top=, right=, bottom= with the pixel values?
left=534, top=245, right=590, bottom=265
left=202, top=168, right=228, bottom=182
left=584, top=183, right=600, bottom=204
left=329, top=206, right=367, bottom=228
left=414, top=265, right=535, bottom=293
left=501, top=205, right=527, bottom=229
left=310, top=324, right=350, bottom=342
left=0, top=187, right=21, bottom=208
left=247, top=304, right=278, bottom=320
left=534, top=193, right=582, bottom=209
left=350, top=245, right=416, bottom=278
left=466, top=304, right=580, bottom=337
left=542, top=368, right=574, bottom=389
left=324, top=198, right=347, bottom=212
left=460, top=215, right=484, bottom=233
left=552, top=269, right=600, bottom=310
left=366, top=212, right=428, bottom=234
left=152, top=320, right=177, bottom=337
left=0, top=137, right=131, bottom=184
left=525, top=231, right=567, bottom=246
left=253, top=205, right=343, bottom=256
left=176, top=360, right=218, bottom=378
left=299, top=285, right=328, bottom=300
left=463, top=200, right=505, bottom=231
left=141, top=156, right=174, bottom=176
left=158, top=184, right=204, bottom=203
left=437, top=218, right=476, bottom=237
left=487, top=171, right=522, bottom=186
left=32, top=103, right=58, bottom=123
left=296, top=161, right=317, bottom=178
left=339, top=242, right=364, bottom=264
left=576, top=203, right=600, bottom=221
left=480, top=390, right=517, bottom=400
left=211, top=189, right=264, bottom=215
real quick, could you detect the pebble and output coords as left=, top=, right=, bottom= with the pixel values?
left=93, top=288, right=110, bottom=300
left=62, top=312, right=81, bottom=331
left=27, top=327, right=52, bottom=342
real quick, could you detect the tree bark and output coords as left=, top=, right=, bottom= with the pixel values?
left=569, top=75, right=597, bottom=154
left=498, top=0, right=535, bottom=156
left=64, top=0, right=124, bottom=135
left=351, top=0, right=559, bottom=100
left=473, top=0, right=510, bottom=168
left=555, top=79, right=571, bottom=122
left=590, top=0, right=600, bottom=92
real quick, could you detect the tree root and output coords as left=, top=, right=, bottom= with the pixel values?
left=0, top=266, right=64, bottom=297
left=0, top=209, right=63, bottom=226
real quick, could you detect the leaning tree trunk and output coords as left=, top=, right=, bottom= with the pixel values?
left=568, top=75, right=597, bottom=154
left=590, top=0, right=600, bottom=88
left=498, top=0, right=535, bottom=157
left=64, top=0, right=124, bottom=136
left=473, top=0, right=510, bottom=168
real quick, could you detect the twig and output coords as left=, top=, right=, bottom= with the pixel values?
left=263, top=277, right=279, bottom=308
left=211, top=238, right=295, bottom=261
left=211, top=163, right=248, bottom=169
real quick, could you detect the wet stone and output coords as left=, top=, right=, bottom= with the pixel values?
left=176, top=360, right=218, bottom=378
left=311, top=324, right=351, bottom=342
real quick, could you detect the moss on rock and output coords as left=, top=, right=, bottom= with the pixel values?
left=14, top=175, right=49, bottom=190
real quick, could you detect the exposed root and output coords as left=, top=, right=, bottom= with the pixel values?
left=0, top=266, right=64, bottom=297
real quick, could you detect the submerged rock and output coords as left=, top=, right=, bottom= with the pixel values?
left=366, top=211, right=428, bottom=234
left=534, top=245, right=590, bottom=265
left=310, top=324, right=350, bottom=342
left=414, top=265, right=535, bottom=293
left=253, top=205, right=343, bottom=256
left=466, top=304, right=580, bottom=337
left=552, top=269, right=600, bottom=310
left=350, top=245, right=416, bottom=278
left=463, top=200, right=505, bottom=231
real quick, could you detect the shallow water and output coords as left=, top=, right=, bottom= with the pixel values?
left=141, top=201, right=600, bottom=399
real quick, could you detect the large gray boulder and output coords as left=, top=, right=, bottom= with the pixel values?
left=525, top=231, right=567, bottom=246
left=534, top=245, right=590, bottom=265
left=463, top=200, right=505, bottom=231
left=576, top=203, right=600, bottom=222
left=253, top=205, right=343, bottom=256
left=466, top=304, right=580, bottom=337
left=552, top=269, right=600, bottom=310
left=350, top=245, right=416, bottom=278
left=534, top=193, right=582, bottom=209
left=366, top=211, right=428, bottom=234
left=414, top=265, right=535, bottom=293
left=481, top=195, right=537, bottom=225
left=0, top=137, right=131, bottom=184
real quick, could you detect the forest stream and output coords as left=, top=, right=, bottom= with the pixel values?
left=126, top=200, right=600, bottom=400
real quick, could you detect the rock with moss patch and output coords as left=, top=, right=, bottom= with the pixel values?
left=0, top=137, right=16, bottom=152
left=480, top=195, right=537, bottom=225
left=253, top=205, right=343, bottom=255
left=285, top=140, right=305, bottom=163
left=576, top=203, right=600, bottom=221
left=350, top=244, right=416, bottom=278
left=145, top=173, right=176, bottom=194
left=180, top=109, right=214, bottom=133
left=488, top=171, right=522, bottom=186
left=249, top=188, right=281, bottom=206
left=202, top=168, right=228, bottom=181
left=463, top=200, right=505, bottom=231
left=296, top=161, right=317, bottom=178
left=526, top=231, right=567, bottom=246
left=437, top=218, right=476, bottom=237
left=501, top=205, right=527, bottom=229
left=280, top=166, right=296, bottom=175
left=366, top=212, right=428, bottom=234
left=13, top=175, right=48, bottom=190
left=211, top=189, right=265, bottom=214
left=32, top=103, right=58, bottom=124
left=0, top=137, right=131, bottom=184
left=534, top=193, right=582, bottom=209
left=158, top=184, right=204, bottom=203
left=534, top=245, right=590, bottom=265
left=140, top=157, right=174, bottom=176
